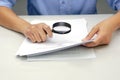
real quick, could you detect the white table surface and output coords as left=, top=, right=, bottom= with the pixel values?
left=0, top=14, right=120, bottom=80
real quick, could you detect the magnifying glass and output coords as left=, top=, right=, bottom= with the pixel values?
left=52, top=22, right=71, bottom=34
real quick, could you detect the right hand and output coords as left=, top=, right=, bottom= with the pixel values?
left=23, top=23, right=53, bottom=43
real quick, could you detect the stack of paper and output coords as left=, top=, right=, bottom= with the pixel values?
left=16, top=18, right=95, bottom=61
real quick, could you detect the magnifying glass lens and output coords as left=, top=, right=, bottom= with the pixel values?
left=52, top=22, right=71, bottom=34
left=53, top=26, right=71, bottom=32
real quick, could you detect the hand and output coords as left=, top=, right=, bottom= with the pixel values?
left=82, top=17, right=119, bottom=47
left=23, top=23, right=53, bottom=42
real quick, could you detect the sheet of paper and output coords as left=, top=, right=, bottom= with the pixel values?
left=16, top=18, right=95, bottom=59
left=27, top=46, right=95, bottom=61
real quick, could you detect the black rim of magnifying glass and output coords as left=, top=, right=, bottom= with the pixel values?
left=52, top=22, right=71, bottom=34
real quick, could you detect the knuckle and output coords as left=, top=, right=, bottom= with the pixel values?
left=38, top=23, right=47, bottom=27
left=31, top=26, right=37, bottom=30
left=31, top=25, right=35, bottom=28
left=25, top=29, right=31, bottom=33
left=45, top=26, right=51, bottom=31
left=42, top=24, right=50, bottom=28
left=40, top=23, right=46, bottom=25
left=24, top=30, right=31, bottom=36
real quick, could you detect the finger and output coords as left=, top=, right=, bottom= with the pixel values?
left=27, top=32, right=36, bottom=42
left=42, top=24, right=53, bottom=37
left=36, top=25, right=47, bottom=42
left=83, top=26, right=98, bottom=41
left=83, top=35, right=102, bottom=47
left=38, top=28, right=47, bottom=42
left=32, top=31, right=42, bottom=42
left=83, top=41, right=97, bottom=47
left=31, top=26, right=43, bottom=42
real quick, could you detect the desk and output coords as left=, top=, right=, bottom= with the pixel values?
left=0, top=14, right=120, bottom=80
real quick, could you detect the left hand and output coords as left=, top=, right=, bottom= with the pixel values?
left=82, top=16, right=119, bottom=47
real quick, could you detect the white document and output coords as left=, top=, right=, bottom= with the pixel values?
left=16, top=18, right=95, bottom=59
left=27, top=46, right=95, bottom=61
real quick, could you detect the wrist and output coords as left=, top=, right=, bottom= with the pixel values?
left=112, top=11, right=120, bottom=30
left=17, top=22, right=32, bottom=34
left=106, top=12, right=120, bottom=31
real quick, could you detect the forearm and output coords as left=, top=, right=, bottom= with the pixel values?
left=0, top=6, right=31, bottom=33
left=109, top=11, right=120, bottom=30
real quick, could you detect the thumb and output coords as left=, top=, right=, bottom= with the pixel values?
left=83, top=26, right=98, bottom=41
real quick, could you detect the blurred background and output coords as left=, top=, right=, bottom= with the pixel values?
left=13, top=0, right=116, bottom=15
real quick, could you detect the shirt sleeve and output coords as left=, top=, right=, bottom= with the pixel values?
left=107, top=0, right=120, bottom=11
left=0, top=0, right=16, bottom=8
